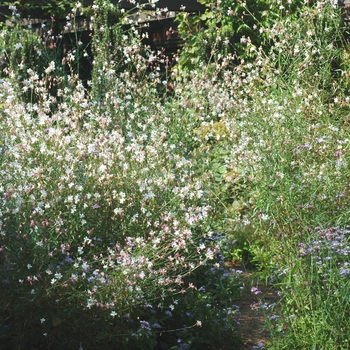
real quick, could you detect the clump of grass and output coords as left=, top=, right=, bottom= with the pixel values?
left=269, top=227, right=350, bottom=349
left=173, top=0, right=350, bottom=348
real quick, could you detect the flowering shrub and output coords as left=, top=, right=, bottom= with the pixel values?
left=0, top=2, right=242, bottom=349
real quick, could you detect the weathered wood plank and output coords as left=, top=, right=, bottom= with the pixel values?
left=0, top=0, right=204, bottom=21
left=111, top=0, right=204, bottom=12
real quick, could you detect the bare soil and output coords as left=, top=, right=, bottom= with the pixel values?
left=231, top=268, right=281, bottom=349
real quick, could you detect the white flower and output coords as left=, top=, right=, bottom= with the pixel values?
left=14, top=43, right=23, bottom=50
left=114, top=207, right=124, bottom=215
left=45, top=61, right=55, bottom=74
left=54, top=273, right=63, bottom=280
left=261, top=214, right=270, bottom=221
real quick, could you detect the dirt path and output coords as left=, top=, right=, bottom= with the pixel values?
left=232, top=268, right=281, bottom=349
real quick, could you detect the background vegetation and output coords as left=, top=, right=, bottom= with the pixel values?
left=1, top=0, right=350, bottom=349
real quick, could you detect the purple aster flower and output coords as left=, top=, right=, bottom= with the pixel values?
left=65, top=256, right=74, bottom=263
left=251, top=287, right=262, bottom=295
left=140, top=320, right=151, bottom=329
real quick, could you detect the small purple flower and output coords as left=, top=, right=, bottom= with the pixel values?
left=165, top=310, right=172, bottom=317
left=65, top=256, right=74, bottom=263
left=340, top=268, right=349, bottom=277
left=251, top=287, right=262, bottom=295
left=92, top=203, right=100, bottom=209
left=140, top=320, right=151, bottom=330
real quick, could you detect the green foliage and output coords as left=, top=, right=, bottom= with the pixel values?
left=3, top=0, right=74, bottom=19
left=175, top=0, right=331, bottom=71
left=0, top=4, right=93, bottom=103
left=175, top=0, right=271, bottom=70
left=268, top=228, right=350, bottom=349
left=0, top=24, right=64, bottom=92
left=90, top=0, right=124, bottom=100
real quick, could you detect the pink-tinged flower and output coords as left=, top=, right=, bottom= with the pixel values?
left=251, top=287, right=262, bottom=295
left=196, top=320, right=202, bottom=327
left=92, top=203, right=100, bottom=209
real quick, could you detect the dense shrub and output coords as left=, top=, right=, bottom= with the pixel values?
left=0, top=1, right=241, bottom=349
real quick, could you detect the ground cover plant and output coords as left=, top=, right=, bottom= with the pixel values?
left=1, top=0, right=350, bottom=349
